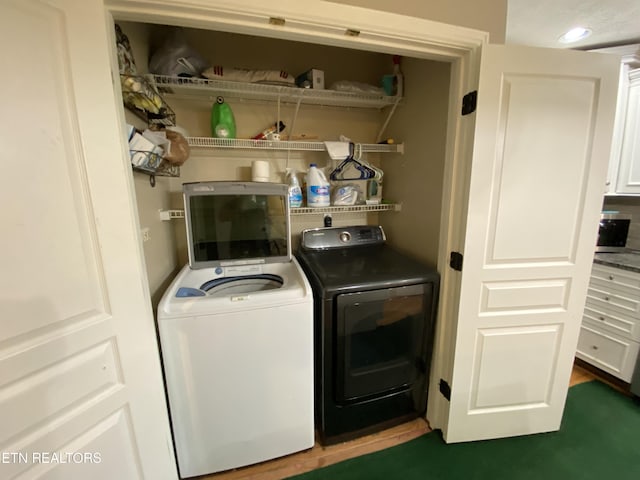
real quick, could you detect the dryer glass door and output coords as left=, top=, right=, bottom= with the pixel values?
left=335, top=283, right=431, bottom=403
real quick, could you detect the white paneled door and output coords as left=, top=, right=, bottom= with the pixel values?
left=0, top=1, right=177, bottom=479
left=443, top=45, right=619, bottom=442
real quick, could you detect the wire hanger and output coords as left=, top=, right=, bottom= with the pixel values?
left=329, top=143, right=377, bottom=181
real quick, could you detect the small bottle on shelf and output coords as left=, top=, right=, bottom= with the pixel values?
left=382, top=55, right=404, bottom=97
left=287, top=170, right=303, bottom=208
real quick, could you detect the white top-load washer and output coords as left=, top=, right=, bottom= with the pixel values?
left=157, top=182, right=314, bottom=478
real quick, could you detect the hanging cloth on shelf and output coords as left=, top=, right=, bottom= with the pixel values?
left=324, top=141, right=351, bottom=161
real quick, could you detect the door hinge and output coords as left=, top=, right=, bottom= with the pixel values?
left=449, top=251, right=463, bottom=271
left=461, top=90, right=477, bottom=115
left=439, top=379, right=451, bottom=401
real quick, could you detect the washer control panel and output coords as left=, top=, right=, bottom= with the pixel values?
left=301, top=225, right=385, bottom=250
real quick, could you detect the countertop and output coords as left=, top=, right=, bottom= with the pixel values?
left=594, top=251, right=640, bottom=274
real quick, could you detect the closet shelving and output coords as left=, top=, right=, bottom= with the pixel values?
left=186, top=137, right=404, bottom=154
left=151, top=74, right=403, bottom=109
left=147, top=74, right=403, bottom=210
left=130, top=152, right=180, bottom=186
left=159, top=203, right=401, bottom=221
left=121, top=74, right=180, bottom=184
left=148, top=73, right=405, bottom=154
left=290, top=204, right=401, bottom=215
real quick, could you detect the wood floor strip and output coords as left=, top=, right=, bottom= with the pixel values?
left=203, top=418, right=430, bottom=480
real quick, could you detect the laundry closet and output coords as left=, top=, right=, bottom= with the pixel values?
left=5, top=1, right=622, bottom=477
left=118, top=21, right=451, bottom=306
left=112, top=0, right=621, bottom=448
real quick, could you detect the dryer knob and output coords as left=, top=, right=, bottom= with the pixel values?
left=339, top=231, right=351, bottom=243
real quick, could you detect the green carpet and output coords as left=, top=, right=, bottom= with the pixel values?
left=289, top=381, right=640, bottom=480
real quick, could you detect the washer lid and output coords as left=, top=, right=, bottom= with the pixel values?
left=183, top=181, right=291, bottom=269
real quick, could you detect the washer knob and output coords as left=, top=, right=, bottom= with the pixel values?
left=339, top=231, right=351, bottom=243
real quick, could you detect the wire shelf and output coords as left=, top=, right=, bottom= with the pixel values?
left=151, top=74, right=402, bottom=109
left=291, top=204, right=400, bottom=215
left=159, top=203, right=400, bottom=220
left=186, top=137, right=403, bottom=153
left=132, top=161, right=179, bottom=178
left=130, top=150, right=179, bottom=186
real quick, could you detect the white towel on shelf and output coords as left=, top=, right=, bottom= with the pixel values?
left=324, top=141, right=350, bottom=160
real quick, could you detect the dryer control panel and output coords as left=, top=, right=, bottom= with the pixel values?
left=300, top=225, right=385, bottom=250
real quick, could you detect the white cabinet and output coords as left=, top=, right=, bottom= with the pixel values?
left=615, top=69, right=640, bottom=194
left=600, top=44, right=640, bottom=194
left=577, top=263, right=640, bottom=381
left=576, top=325, right=640, bottom=381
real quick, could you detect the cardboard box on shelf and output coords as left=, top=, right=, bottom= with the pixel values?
left=295, top=69, right=325, bottom=89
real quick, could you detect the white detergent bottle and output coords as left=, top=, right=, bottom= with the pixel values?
left=307, top=163, right=330, bottom=207
left=288, top=170, right=303, bottom=208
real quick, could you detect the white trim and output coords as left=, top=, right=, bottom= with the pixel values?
left=428, top=49, right=482, bottom=431
left=100, top=9, right=179, bottom=479
left=107, top=0, right=487, bottom=59
left=590, top=43, right=640, bottom=67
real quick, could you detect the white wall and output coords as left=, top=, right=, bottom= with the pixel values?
left=119, top=22, right=180, bottom=306
left=326, top=0, right=508, bottom=44
left=379, top=57, right=451, bottom=266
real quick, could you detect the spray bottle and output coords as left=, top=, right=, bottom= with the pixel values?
left=287, top=169, right=303, bottom=208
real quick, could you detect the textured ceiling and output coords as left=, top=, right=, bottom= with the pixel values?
left=506, top=0, right=640, bottom=49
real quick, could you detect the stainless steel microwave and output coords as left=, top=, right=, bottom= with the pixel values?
left=596, top=213, right=631, bottom=252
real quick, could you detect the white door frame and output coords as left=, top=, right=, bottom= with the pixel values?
left=2, top=1, right=178, bottom=478
left=105, top=0, right=486, bottom=434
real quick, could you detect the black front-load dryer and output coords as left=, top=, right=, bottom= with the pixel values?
left=295, top=225, right=440, bottom=445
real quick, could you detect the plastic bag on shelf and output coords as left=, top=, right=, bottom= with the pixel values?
left=331, top=183, right=362, bottom=206
left=149, top=28, right=209, bottom=77
left=329, top=81, right=384, bottom=95
left=140, top=128, right=190, bottom=166
left=202, top=66, right=295, bottom=85
left=164, top=130, right=190, bottom=166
